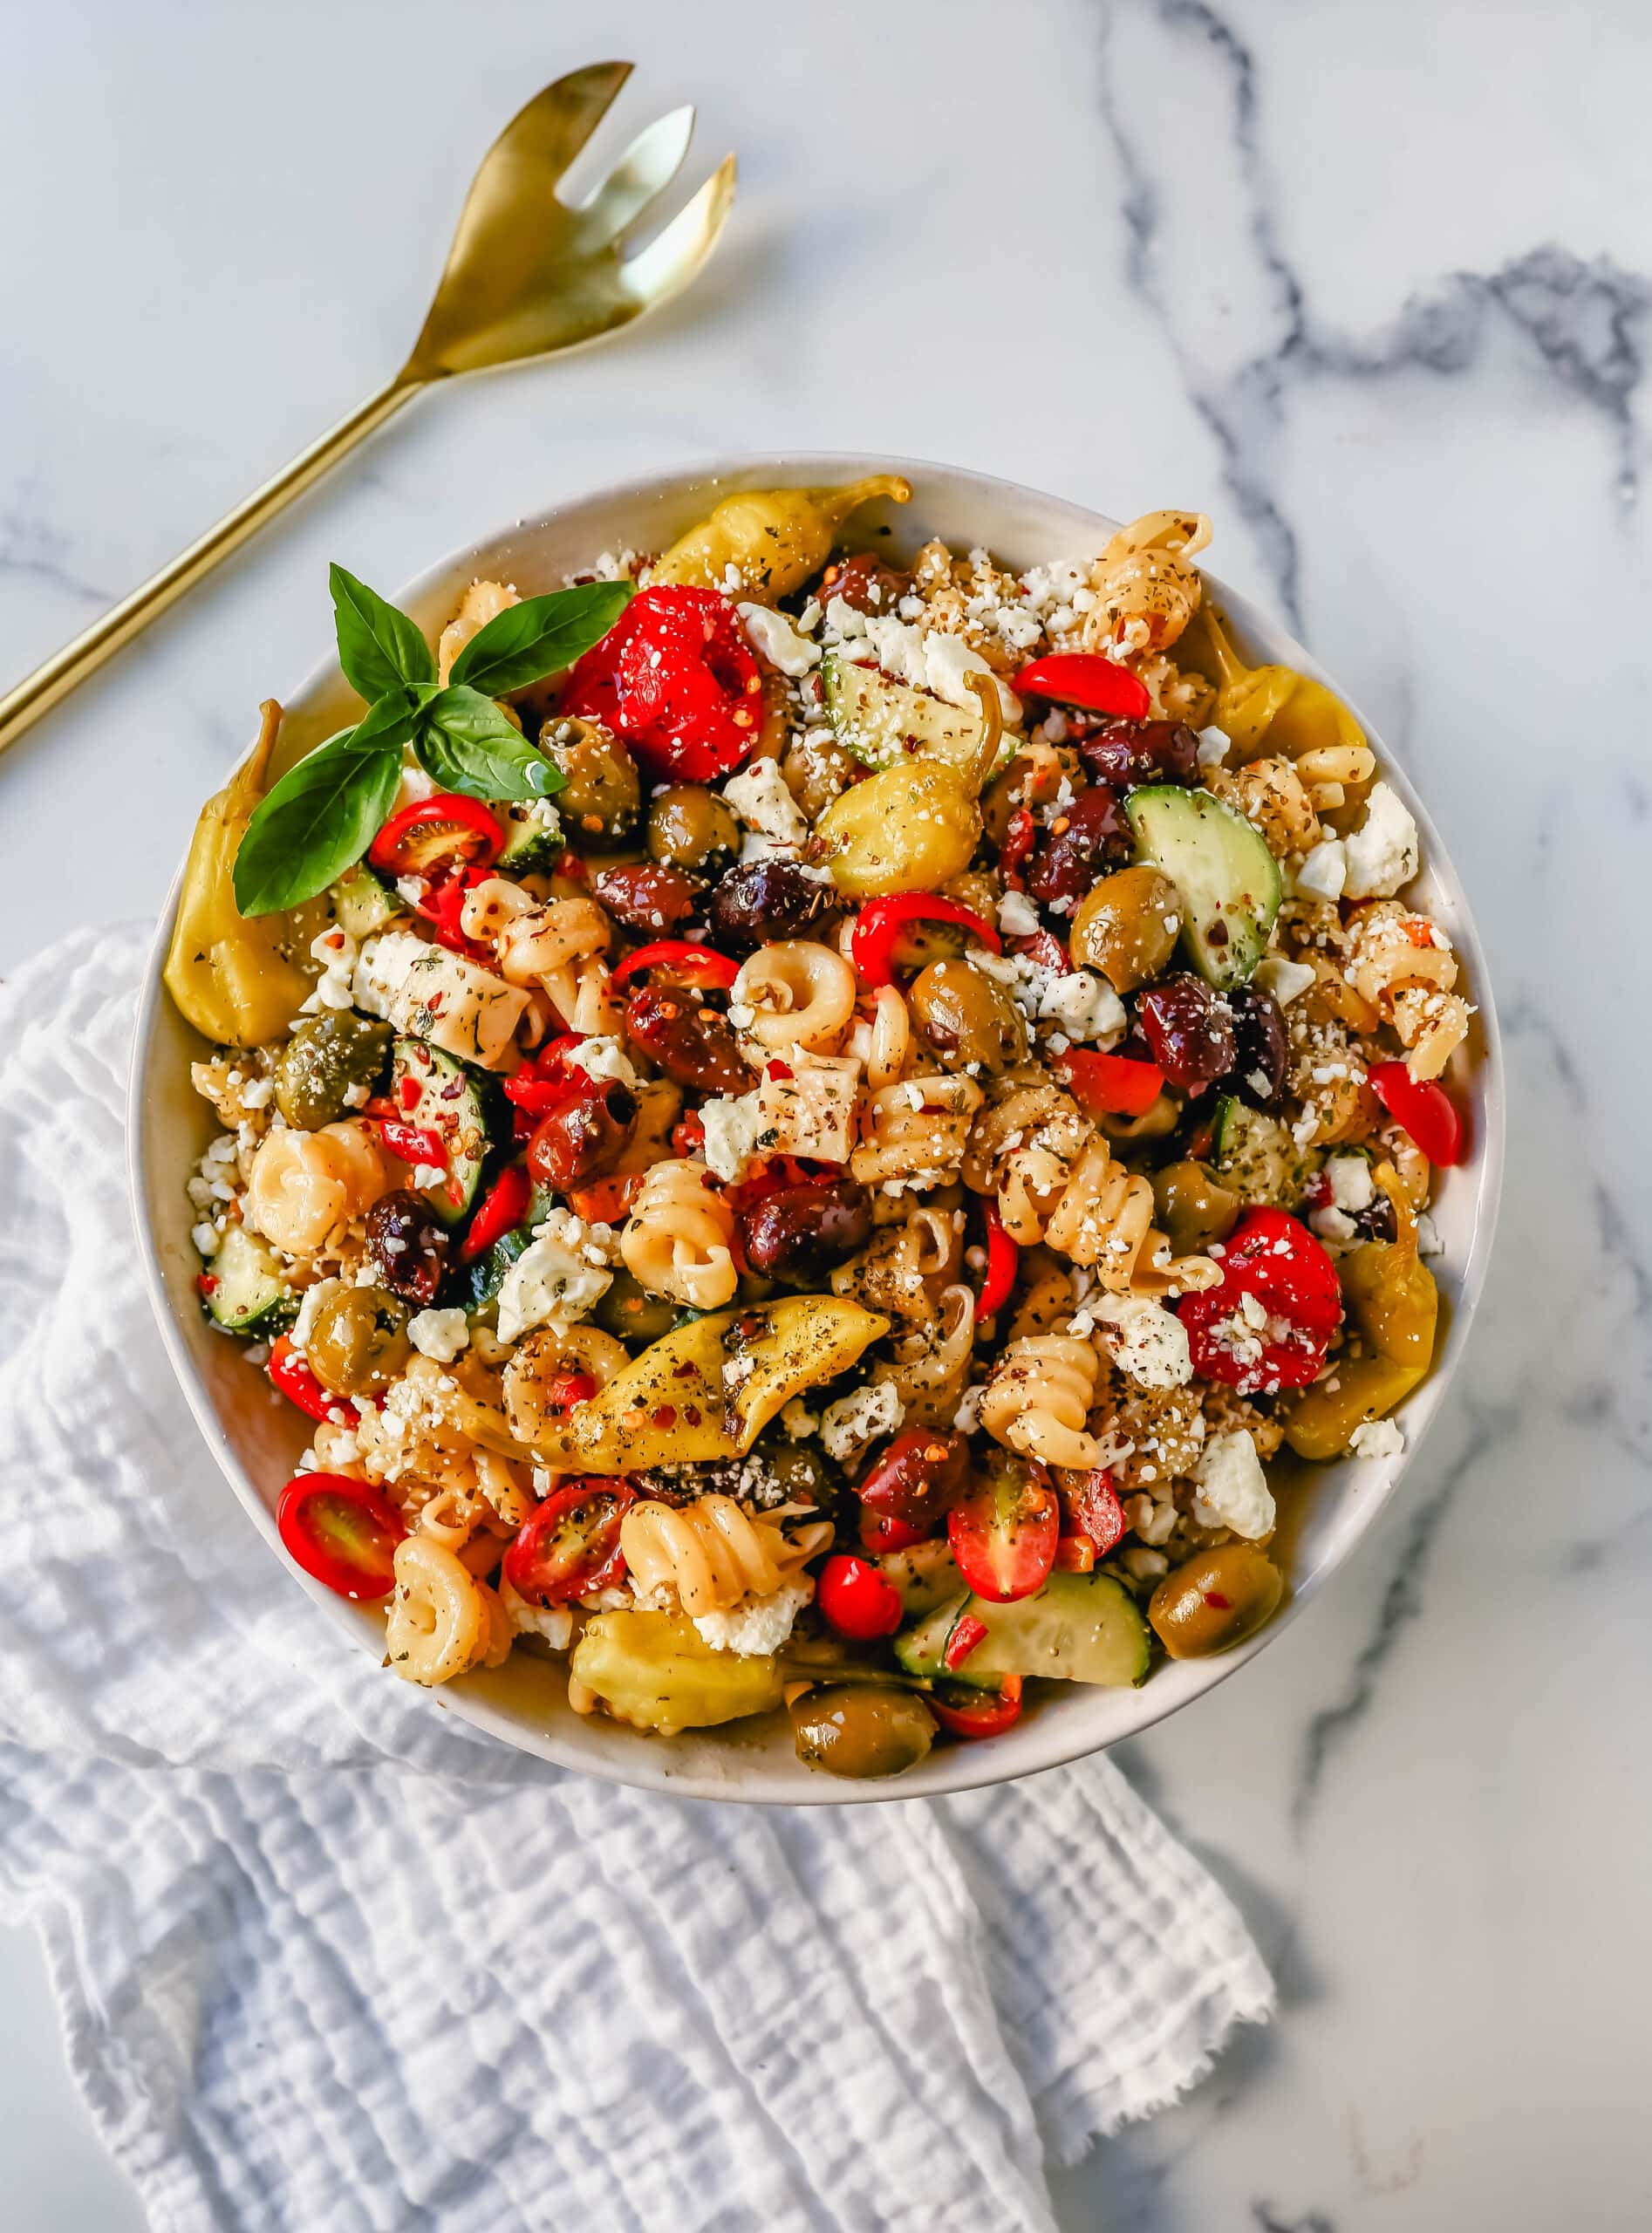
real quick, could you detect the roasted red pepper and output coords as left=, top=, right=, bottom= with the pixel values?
left=1368, top=1062, right=1464, bottom=1166
left=370, top=793, right=503, bottom=879
left=942, top=1611, right=989, bottom=1670
left=460, top=1164, right=532, bottom=1261
left=413, top=864, right=494, bottom=959
left=973, top=1201, right=1020, bottom=1323
left=1177, top=1208, right=1343, bottom=1396
left=1055, top=1047, right=1165, bottom=1118
left=377, top=1119, right=447, bottom=1170
left=850, top=896, right=1001, bottom=988
left=1012, top=652, right=1151, bottom=721
left=560, top=584, right=763, bottom=781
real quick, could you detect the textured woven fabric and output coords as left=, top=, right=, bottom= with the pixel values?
left=0, top=927, right=1273, bottom=2233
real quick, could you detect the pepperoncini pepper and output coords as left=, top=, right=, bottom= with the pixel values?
left=1181, top=602, right=1366, bottom=765
left=1282, top=1164, right=1439, bottom=1459
left=649, top=474, right=911, bottom=601
left=163, top=700, right=312, bottom=1045
left=818, top=670, right=1001, bottom=898
left=570, top=1609, right=784, bottom=1731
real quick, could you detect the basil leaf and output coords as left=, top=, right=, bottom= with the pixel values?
left=232, top=697, right=412, bottom=917
left=330, top=563, right=436, bottom=700
left=447, top=580, right=633, bottom=698
left=414, top=686, right=564, bottom=803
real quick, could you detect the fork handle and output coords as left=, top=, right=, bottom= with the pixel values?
left=0, top=374, right=422, bottom=761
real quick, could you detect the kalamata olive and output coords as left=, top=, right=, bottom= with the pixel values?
left=789, top=1684, right=935, bottom=1779
left=1068, top=865, right=1182, bottom=993
left=856, top=1427, right=970, bottom=1531
left=1150, top=1161, right=1241, bottom=1257
left=738, top=1178, right=873, bottom=1281
left=817, top=551, right=915, bottom=616
left=274, top=1012, right=393, bottom=1131
left=1149, top=1545, right=1284, bottom=1660
left=593, top=863, right=700, bottom=934
left=539, top=714, right=639, bottom=840
left=1137, top=973, right=1236, bottom=1089
left=527, top=1080, right=638, bottom=1189
left=1079, top=719, right=1198, bottom=789
left=593, top=1267, right=680, bottom=1347
left=1227, top=984, right=1289, bottom=1109
left=365, top=1188, right=451, bottom=1307
left=1026, top=786, right=1130, bottom=906
left=305, top=1284, right=411, bottom=1396
left=907, top=956, right=1028, bottom=1074
left=646, top=783, right=741, bottom=874
left=623, top=984, right=751, bottom=1094
left=706, top=859, right=831, bottom=952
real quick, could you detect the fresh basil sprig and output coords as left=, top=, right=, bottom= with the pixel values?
left=233, top=567, right=633, bottom=915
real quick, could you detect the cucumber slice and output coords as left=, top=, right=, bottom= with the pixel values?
left=957, top=1569, right=1150, bottom=1687
left=892, top=1590, right=971, bottom=1681
left=330, top=862, right=402, bottom=940
left=877, top=1540, right=965, bottom=1616
left=389, top=1036, right=493, bottom=1226
left=823, top=654, right=1012, bottom=776
left=1211, top=1096, right=1309, bottom=1208
left=1126, top=785, right=1281, bottom=992
left=496, top=799, right=564, bottom=875
left=201, top=1224, right=297, bottom=1335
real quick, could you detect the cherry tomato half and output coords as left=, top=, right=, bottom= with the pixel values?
left=857, top=1429, right=970, bottom=1536
left=276, top=1472, right=407, bottom=1601
left=1063, top=1466, right=1126, bottom=1556
left=370, top=794, right=504, bottom=879
left=503, top=1479, right=637, bottom=1607
left=1369, top=1061, right=1465, bottom=1167
left=1177, top=1207, right=1342, bottom=1396
left=929, top=1674, right=1024, bottom=1740
left=816, top=1554, right=905, bottom=1641
left=947, top=1471, right=1059, bottom=1603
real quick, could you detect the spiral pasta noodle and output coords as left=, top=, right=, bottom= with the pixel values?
left=385, top=1534, right=512, bottom=1686
left=883, top=1282, right=975, bottom=1426
left=1083, top=510, right=1211, bottom=659
left=1344, top=903, right=1471, bottom=1080
left=244, top=1121, right=387, bottom=1255
left=964, top=1076, right=1089, bottom=1245
left=620, top=1159, right=738, bottom=1309
left=463, top=883, right=612, bottom=1014
left=843, top=983, right=911, bottom=1090
left=734, top=940, right=857, bottom=1055
left=979, top=1334, right=1105, bottom=1470
left=850, top=1075, right=982, bottom=1188
left=1043, top=1137, right=1219, bottom=1295
left=619, top=1495, right=825, bottom=1616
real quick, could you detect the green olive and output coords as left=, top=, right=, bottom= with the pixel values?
left=1151, top=1160, right=1240, bottom=1255
left=646, top=783, right=741, bottom=873
left=274, top=1012, right=393, bottom=1131
left=1069, top=865, right=1181, bottom=993
left=540, top=714, right=640, bottom=840
left=789, top=1685, right=936, bottom=1779
left=763, top=1441, right=832, bottom=1510
left=1149, top=1545, right=1284, bottom=1659
left=908, top=956, right=1028, bottom=1074
left=305, top=1284, right=412, bottom=1396
left=593, top=1267, right=680, bottom=1347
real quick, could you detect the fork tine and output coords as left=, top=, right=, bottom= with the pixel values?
left=577, top=105, right=697, bottom=242
left=489, top=60, right=635, bottom=188
left=618, top=154, right=738, bottom=311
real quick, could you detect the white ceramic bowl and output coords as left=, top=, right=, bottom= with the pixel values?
left=130, top=454, right=1503, bottom=1803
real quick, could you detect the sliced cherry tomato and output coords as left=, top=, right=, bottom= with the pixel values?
left=1053, top=1535, right=1096, bottom=1573
left=503, top=1479, right=637, bottom=1607
left=856, top=1429, right=970, bottom=1535
left=378, top=1118, right=447, bottom=1170
left=850, top=895, right=1001, bottom=989
left=816, top=1553, right=905, bottom=1641
left=565, top=1171, right=645, bottom=1225
left=610, top=939, right=741, bottom=993
left=276, top=1472, right=407, bottom=1601
left=1012, top=652, right=1151, bottom=720
left=1055, top=1047, right=1165, bottom=1118
left=1369, top=1061, right=1464, bottom=1166
left=1177, top=1207, right=1343, bottom=1396
left=942, top=1611, right=989, bottom=1670
left=267, top=1335, right=341, bottom=1423
left=1064, top=1467, right=1126, bottom=1556
left=947, top=1471, right=1060, bottom=1602
left=460, top=1164, right=532, bottom=1261
left=560, top=584, right=762, bottom=782
left=974, top=1201, right=1020, bottom=1323
left=370, top=793, right=504, bottom=879
left=930, top=1674, right=1024, bottom=1739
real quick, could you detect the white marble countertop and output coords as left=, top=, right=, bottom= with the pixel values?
left=3, top=2, right=1650, bottom=2225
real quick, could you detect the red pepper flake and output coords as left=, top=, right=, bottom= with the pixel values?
left=1204, top=1591, right=1232, bottom=1609
left=683, top=1404, right=702, bottom=1426
left=398, top=1076, right=421, bottom=1111
left=651, top=1405, right=678, bottom=1430
left=765, top=1059, right=794, bottom=1082
left=196, top=1274, right=220, bottom=1296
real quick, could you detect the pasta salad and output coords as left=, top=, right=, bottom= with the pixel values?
left=167, top=477, right=1471, bottom=1780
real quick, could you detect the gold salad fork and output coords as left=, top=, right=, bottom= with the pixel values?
left=0, top=62, right=735, bottom=759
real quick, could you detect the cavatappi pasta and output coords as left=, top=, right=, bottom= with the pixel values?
left=174, top=480, right=1474, bottom=1780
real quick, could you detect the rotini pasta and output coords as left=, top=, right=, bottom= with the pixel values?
left=620, top=1159, right=738, bottom=1309
left=619, top=1495, right=823, bottom=1616
left=979, top=1333, right=1105, bottom=1470
left=850, top=1075, right=983, bottom=1188
left=1344, top=903, right=1471, bottom=1080
left=733, top=940, right=857, bottom=1055
left=244, top=1120, right=387, bottom=1255
left=385, top=1534, right=512, bottom=1686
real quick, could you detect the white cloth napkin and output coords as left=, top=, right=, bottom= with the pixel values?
left=0, top=926, right=1273, bottom=2233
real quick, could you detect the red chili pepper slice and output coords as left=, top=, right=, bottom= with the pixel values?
left=942, top=1610, right=989, bottom=1670
left=610, top=939, right=741, bottom=993
left=1012, top=652, right=1151, bottom=721
left=1368, top=1061, right=1464, bottom=1167
left=459, top=1164, right=531, bottom=1262
left=974, top=1201, right=1020, bottom=1323
left=816, top=1554, right=905, bottom=1641
left=930, top=1675, right=1024, bottom=1740
left=560, top=584, right=762, bottom=782
left=502, top=1479, right=637, bottom=1606
left=850, top=896, right=1001, bottom=989
left=369, top=793, right=504, bottom=879
left=413, top=864, right=494, bottom=959
left=267, top=1335, right=342, bottom=1424
left=378, top=1119, right=447, bottom=1170
left=947, top=1472, right=1060, bottom=1603
left=1177, top=1207, right=1343, bottom=1396
left=1055, top=1047, right=1165, bottom=1118
left=276, top=1472, right=407, bottom=1601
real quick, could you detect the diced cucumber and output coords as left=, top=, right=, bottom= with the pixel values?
left=330, top=862, right=402, bottom=940
left=955, top=1569, right=1150, bottom=1687
left=1211, top=1096, right=1309, bottom=1208
left=892, top=1591, right=971, bottom=1681
left=201, top=1224, right=297, bottom=1335
left=497, top=798, right=564, bottom=875
left=1127, top=784, right=1281, bottom=992
left=823, top=654, right=1013, bottom=776
left=877, top=1540, right=964, bottom=1616
left=389, top=1036, right=493, bottom=1226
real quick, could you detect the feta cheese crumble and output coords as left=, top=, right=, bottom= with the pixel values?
left=406, top=1307, right=470, bottom=1363
left=1095, top=1293, right=1193, bottom=1389
left=1348, top=1417, right=1406, bottom=1462
left=1295, top=839, right=1348, bottom=905
left=725, top=758, right=809, bottom=857
left=1342, top=782, right=1419, bottom=900
left=693, top=1579, right=812, bottom=1656
left=700, top=1090, right=772, bottom=1184
left=821, top=1380, right=905, bottom=1465
left=1191, top=1430, right=1276, bottom=1540
left=739, top=602, right=820, bottom=676
left=495, top=1208, right=618, bottom=1342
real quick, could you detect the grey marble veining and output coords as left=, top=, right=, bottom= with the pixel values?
left=3, top=2, right=1651, bottom=2227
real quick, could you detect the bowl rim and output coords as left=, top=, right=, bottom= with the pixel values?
left=128, top=448, right=1505, bottom=1804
